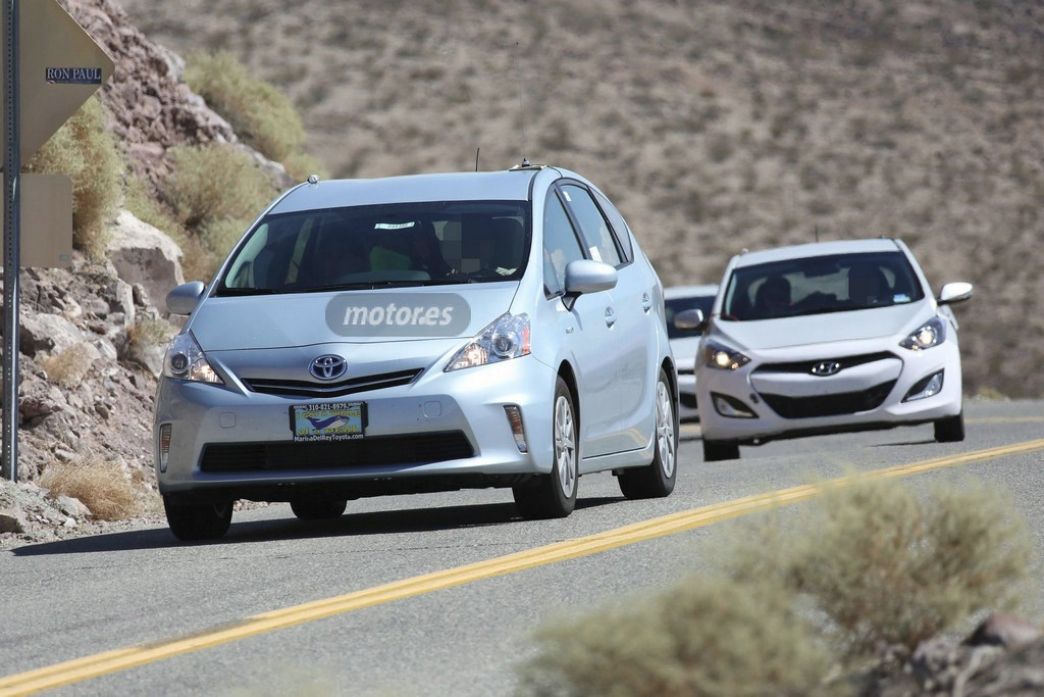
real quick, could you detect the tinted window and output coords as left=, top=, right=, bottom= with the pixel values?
left=722, top=251, right=925, bottom=321
left=594, top=191, right=634, bottom=263
left=561, top=185, right=622, bottom=267
left=542, top=193, right=586, bottom=297
left=218, top=201, right=529, bottom=295
left=666, top=295, right=715, bottom=338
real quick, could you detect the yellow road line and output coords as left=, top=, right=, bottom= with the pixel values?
left=2, top=437, right=1043, bottom=696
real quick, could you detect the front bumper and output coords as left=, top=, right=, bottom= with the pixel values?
left=697, top=340, right=962, bottom=444
left=154, top=356, right=557, bottom=497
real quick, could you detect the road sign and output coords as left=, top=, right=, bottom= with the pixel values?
left=2, top=0, right=113, bottom=481
left=1, top=0, right=114, bottom=162
left=0, top=174, right=72, bottom=266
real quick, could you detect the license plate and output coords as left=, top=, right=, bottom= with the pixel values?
left=290, top=402, right=366, bottom=442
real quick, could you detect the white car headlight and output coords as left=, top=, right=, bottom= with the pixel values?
left=445, top=313, right=531, bottom=371
left=703, top=340, right=751, bottom=371
left=900, top=317, right=946, bottom=351
left=162, top=332, right=223, bottom=384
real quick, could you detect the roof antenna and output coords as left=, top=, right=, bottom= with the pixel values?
left=814, top=225, right=820, bottom=243
left=515, top=40, right=528, bottom=167
left=475, top=146, right=480, bottom=172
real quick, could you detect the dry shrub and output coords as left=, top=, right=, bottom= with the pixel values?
left=25, top=96, right=123, bottom=259
left=781, top=478, right=1032, bottom=656
left=39, top=343, right=98, bottom=388
left=200, top=217, right=251, bottom=258
left=128, top=317, right=177, bottom=353
left=41, top=460, right=139, bottom=521
left=517, top=576, right=833, bottom=697
left=186, top=51, right=323, bottom=180
left=520, top=478, right=1032, bottom=695
left=166, top=144, right=276, bottom=229
left=125, top=175, right=186, bottom=239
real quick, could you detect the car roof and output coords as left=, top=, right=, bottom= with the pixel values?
left=270, top=170, right=540, bottom=215
left=733, top=239, right=902, bottom=268
left=664, top=284, right=718, bottom=299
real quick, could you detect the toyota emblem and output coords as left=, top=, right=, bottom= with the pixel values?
left=810, top=360, right=842, bottom=377
left=309, top=354, right=347, bottom=381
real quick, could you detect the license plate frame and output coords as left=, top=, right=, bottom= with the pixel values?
left=289, top=402, right=367, bottom=442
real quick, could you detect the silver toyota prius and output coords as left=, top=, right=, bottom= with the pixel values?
left=155, top=165, right=678, bottom=540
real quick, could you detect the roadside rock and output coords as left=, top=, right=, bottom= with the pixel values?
left=0, top=507, right=26, bottom=534
left=106, top=210, right=185, bottom=315
left=55, top=495, right=91, bottom=520
left=19, top=313, right=84, bottom=356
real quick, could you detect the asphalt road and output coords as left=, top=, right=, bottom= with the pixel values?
left=1, top=399, right=1043, bottom=696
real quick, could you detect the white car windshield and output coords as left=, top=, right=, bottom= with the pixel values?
left=218, top=201, right=530, bottom=295
left=721, top=251, right=925, bottom=321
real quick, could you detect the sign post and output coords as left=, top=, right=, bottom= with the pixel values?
left=0, top=0, right=113, bottom=481
left=2, top=0, right=19, bottom=482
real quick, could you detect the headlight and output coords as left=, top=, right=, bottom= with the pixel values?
left=703, top=340, right=751, bottom=371
left=900, top=317, right=946, bottom=351
left=162, top=332, right=223, bottom=384
left=445, top=313, right=531, bottom=371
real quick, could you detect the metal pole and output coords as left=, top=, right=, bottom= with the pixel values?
left=2, top=0, right=19, bottom=481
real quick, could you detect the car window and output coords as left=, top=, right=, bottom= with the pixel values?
left=217, top=201, right=530, bottom=295
left=560, top=185, right=622, bottom=267
left=542, top=192, right=586, bottom=297
left=593, top=191, right=634, bottom=264
left=721, top=251, right=925, bottom=321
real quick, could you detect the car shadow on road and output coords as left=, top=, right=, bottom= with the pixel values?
left=872, top=439, right=937, bottom=447
left=9, top=496, right=623, bottom=556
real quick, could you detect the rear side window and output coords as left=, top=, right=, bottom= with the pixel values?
left=560, top=185, right=622, bottom=267
left=594, top=191, right=634, bottom=263
left=542, top=193, right=586, bottom=297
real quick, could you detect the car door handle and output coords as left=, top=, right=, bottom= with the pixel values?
left=641, top=292, right=652, bottom=313
left=604, top=306, right=616, bottom=328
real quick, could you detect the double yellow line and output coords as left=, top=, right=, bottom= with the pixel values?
left=2, top=437, right=1043, bottom=696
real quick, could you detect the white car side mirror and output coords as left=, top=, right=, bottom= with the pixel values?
left=938, top=282, right=973, bottom=306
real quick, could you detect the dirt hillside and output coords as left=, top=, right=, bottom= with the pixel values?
left=121, top=0, right=1044, bottom=397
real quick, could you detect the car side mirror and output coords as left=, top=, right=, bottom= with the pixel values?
left=166, top=281, right=206, bottom=315
left=937, top=282, right=973, bottom=306
left=673, top=308, right=706, bottom=333
left=563, top=260, right=617, bottom=308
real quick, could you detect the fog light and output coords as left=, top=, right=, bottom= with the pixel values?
left=158, top=424, right=172, bottom=473
left=903, top=370, right=944, bottom=402
left=712, top=393, right=757, bottom=419
left=503, top=405, right=528, bottom=453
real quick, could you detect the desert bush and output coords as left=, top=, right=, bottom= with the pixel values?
left=516, top=575, right=833, bottom=697
left=25, top=96, right=123, bottom=259
left=128, top=317, right=177, bottom=353
left=200, top=217, right=251, bottom=258
left=185, top=51, right=325, bottom=180
left=166, top=144, right=276, bottom=229
left=41, top=460, right=139, bottom=521
left=39, top=343, right=99, bottom=388
left=125, top=175, right=186, bottom=239
left=784, top=478, right=1032, bottom=656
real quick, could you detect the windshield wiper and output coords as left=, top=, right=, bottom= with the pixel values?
left=215, top=287, right=278, bottom=296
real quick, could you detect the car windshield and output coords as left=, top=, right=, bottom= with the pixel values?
left=217, top=200, right=530, bottom=295
left=666, top=295, right=715, bottom=338
left=721, top=251, right=925, bottom=321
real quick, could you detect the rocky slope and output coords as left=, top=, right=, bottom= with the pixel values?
left=0, top=0, right=282, bottom=546
left=122, top=0, right=1044, bottom=397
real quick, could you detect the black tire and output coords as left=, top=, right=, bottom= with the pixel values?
left=164, top=497, right=233, bottom=542
left=619, top=368, right=678, bottom=499
left=513, top=376, right=578, bottom=519
left=934, top=412, right=965, bottom=442
left=290, top=499, right=348, bottom=521
left=703, top=439, right=740, bottom=462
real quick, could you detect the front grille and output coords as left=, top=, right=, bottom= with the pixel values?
left=754, top=352, right=896, bottom=375
left=760, top=380, right=896, bottom=419
left=243, top=369, right=422, bottom=398
left=200, top=431, right=474, bottom=473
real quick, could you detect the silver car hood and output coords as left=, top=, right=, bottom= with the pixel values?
left=191, top=283, right=519, bottom=351
left=713, top=302, right=933, bottom=351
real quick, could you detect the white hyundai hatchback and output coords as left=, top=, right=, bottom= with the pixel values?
left=696, top=239, right=972, bottom=461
